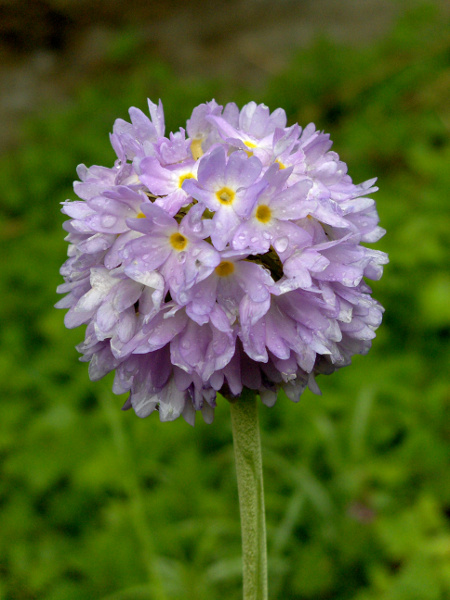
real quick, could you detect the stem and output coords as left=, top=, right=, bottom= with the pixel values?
left=230, top=388, right=268, bottom=600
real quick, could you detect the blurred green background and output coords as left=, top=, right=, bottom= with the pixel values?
left=0, top=1, right=449, bottom=598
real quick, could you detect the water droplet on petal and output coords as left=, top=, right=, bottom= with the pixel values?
left=250, top=236, right=258, bottom=244
left=102, top=215, right=117, bottom=228
left=178, top=251, right=187, bottom=264
left=274, top=237, right=289, bottom=253
left=181, top=339, right=191, bottom=350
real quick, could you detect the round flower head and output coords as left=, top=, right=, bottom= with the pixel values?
left=57, top=99, right=388, bottom=425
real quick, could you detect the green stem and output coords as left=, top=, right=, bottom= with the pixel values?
left=230, top=388, right=268, bottom=600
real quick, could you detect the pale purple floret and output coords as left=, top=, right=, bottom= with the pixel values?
left=183, top=146, right=264, bottom=250
left=184, top=250, right=274, bottom=329
left=122, top=202, right=220, bottom=301
left=214, top=101, right=287, bottom=143
left=186, top=100, right=224, bottom=156
left=57, top=98, right=387, bottom=425
left=153, top=128, right=191, bottom=165
left=111, top=99, right=165, bottom=161
left=207, top=101, right=288, bottom=166
left=69, top=187, right=150, bottom=234
left=232, top=165, right=313, bottom=255
left=138, top=153, right=198, bottom=216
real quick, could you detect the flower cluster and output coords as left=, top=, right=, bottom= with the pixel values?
left=57, top=99, right=388, bottom=424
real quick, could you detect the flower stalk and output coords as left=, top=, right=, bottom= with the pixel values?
left=230, top=389, right=268, bottom=600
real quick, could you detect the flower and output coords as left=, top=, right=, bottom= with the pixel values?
left=57, top=99, right=388, bottom=425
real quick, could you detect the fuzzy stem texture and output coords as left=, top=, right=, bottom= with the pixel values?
left=230, top=389, right=268, bottom=600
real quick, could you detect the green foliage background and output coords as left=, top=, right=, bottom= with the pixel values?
left=0, top=6, right=449, bottom=599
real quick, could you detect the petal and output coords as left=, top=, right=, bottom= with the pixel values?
left=139, top=157, right=177, bottom=195
left=122, top=235, right=171, bottom=271
left=210, top=209, right=241, bottom=250
left=235, top=261, right=272, bottom=302
left=148, top=98, right=165, bottom=137
left=112, top=279, right=143, bottom=311
left=225, top=151, right=262, bottom=190
left=197, top=145, right=226, bottom=189
left=270, top=179, right=313, bottom=219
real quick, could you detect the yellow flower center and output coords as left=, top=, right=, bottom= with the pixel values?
left=255, top=205, right=272, bottom=223
left=136, top=212, right=146, bottom=218
left=244, top=140, right=257, bottom=157
left=216, top=186, right=235, bottom=205
left=179, top=173, right=195, bottom=188
left=191, top=138, right=203, bottom=160
left=215, top=261, right=235, bottom=277
left=276, top=159, right=285, bottom=169
left=169, top=232, right=188, bottom=251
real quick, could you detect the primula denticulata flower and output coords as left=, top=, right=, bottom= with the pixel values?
left=57, top=99, right=388, bottom=425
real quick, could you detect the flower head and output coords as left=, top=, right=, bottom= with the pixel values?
left=57, top=99, right=387, bottom=424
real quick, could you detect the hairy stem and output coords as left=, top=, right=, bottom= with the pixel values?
left=230, top=389, right=268, bottom=600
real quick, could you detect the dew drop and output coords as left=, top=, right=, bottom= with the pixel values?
left=192, top=248, right=200, bottom=257
left=250, top=236, right=258, bottom=244
left=178, top=251, right=187, bottom=264
left=262, top=231, right=271, bottom=240
left=102, top=215, right=117, bottom=228
left=181, top=339, right=191, bottom=350
left=274, top=236, right=289, bottom=253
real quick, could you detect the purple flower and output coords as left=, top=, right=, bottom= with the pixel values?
left=122, top=202, right=220, bottom=301
left=186, top=100, right=224, bottom=158
left=183, top=250, right=274, bottom=329
left=208, top=101, right=287, bottom=166
left=231, top=165, right=313, bottom=255
left=137, top=154, right=198, bottom=217
left=111, top=99, right=165, bottom=161
left=183, top=146, right=264, bottom=250
left=57, top=99, right=387, bottom=424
